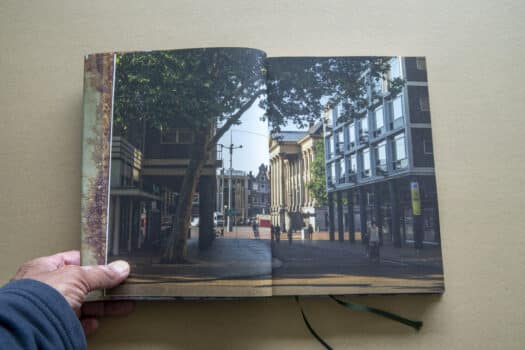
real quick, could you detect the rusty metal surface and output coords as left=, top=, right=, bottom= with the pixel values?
left=80, top=53, right=115, bottom=277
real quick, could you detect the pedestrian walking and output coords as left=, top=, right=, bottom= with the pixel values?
left=252, top=221, right=259, bottom=240
left=270, top=224, right=275, bottom=242
left=285, top=226, right=292, bottom=244
left=308, top=223, right=314, bottom=241
left=368, top=221, right=380, bottom=263
left=275, top=225, right=281, bottom=243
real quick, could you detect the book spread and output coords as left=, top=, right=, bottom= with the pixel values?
left=81, top=47, right=444, bottom=299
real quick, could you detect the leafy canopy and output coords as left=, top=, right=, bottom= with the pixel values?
left=113, top=48, right=267, bottom=134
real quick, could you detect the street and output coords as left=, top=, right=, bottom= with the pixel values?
left=108, top=225, right=443, bottom=298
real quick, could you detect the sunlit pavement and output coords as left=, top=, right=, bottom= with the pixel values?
left=108, top=225, right=443, bottom=298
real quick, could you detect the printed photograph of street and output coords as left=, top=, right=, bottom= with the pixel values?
left=103, top=48, right=444, bottom=298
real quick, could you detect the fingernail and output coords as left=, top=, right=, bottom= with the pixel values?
left=109, top=260, right=130, bottom=276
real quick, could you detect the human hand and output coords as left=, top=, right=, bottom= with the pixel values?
left=12, top=250, right=134, bottom=335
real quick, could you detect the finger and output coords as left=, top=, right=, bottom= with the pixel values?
left=80, top=318, right=99, bottom=336
left=81, top=260, right=130, bottom=291
left=82, top=301, right=135, bottom=317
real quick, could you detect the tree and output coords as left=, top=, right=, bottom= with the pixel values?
left=113, top=48, right=266, bottom=263
left=307, top=140, right=328, bottom=206
left=263, top=56, right=404, bottom=132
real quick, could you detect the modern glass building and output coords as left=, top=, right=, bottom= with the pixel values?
left=323, top=57, right=440, bottom=247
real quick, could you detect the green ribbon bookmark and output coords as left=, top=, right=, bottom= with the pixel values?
left=295, top=296, right=423, bottom=349
left=295, top=296, right=333, bottom=350
left=329, top=295, right=423, bottom=331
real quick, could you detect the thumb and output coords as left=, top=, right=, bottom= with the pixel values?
left=80, top=260, right=130, bottom=291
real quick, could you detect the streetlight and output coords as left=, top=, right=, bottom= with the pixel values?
left=218, top=132, right=242, bottom=233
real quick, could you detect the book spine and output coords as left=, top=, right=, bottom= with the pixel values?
left=80, top=53, right=116, bottom=298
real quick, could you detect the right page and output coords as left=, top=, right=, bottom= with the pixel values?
left=266, top=56, right=444, bottom=296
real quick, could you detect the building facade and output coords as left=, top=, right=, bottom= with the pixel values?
left=247, top=164, right=271, bottom=218
left=216, top=169, right=249, bottom=225
left=324, top=57, right=440, bottom=247
left=269, top=123, right=327, bottom=231
left=109, top=122, right=218, bottom=257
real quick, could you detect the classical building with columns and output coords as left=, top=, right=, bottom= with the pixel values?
left=269, top=123, right=327, bottom=231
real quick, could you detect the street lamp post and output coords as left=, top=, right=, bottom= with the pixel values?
left=219, top=132, right=242, bottom=233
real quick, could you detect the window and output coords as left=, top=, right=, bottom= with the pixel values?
left=419, top=95, right=430, bottom=111
left=335, top=131, right=343, bottom=153
left=392, top=96, right=403, bottom=120
left=160, top=128, right=193, bottom=144
left=375, top=107, right=384, bottom=131
left=393, top=133, right=408, bottom=169
left=160, top=128, right=178, bottom=144
left=362, top=148, right=371, bottom=177
left=390, top=57, right=402, bottom=80
left=338, top=158, right=345, bottom=183
left=376, top=141, right=387, bottom=174
left=424, top=139, right=433, bottom=154
left=372, top=77, right=383, bottom=96
left=350, top=154, right=357, bottom=173
left=416, top=57, right=427, bottom=70
left=349, top=123, right=356, bottom=147
left=361, top=115, right=369, bottom=135
left=376, top=141, right=387, bottom=165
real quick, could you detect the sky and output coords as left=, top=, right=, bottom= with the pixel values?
left=218, top=100, right=269, bottom=176
left=217, top=98, right=312, bottom=176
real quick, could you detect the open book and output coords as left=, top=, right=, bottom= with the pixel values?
left=81, top=47, right=444, bottom=299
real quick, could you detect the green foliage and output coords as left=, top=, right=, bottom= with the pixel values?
left=113, top=48, right=267, bottom=143
left=264, top=57, right=405, bottom=132
left=307, top=140, right=328, bottom=206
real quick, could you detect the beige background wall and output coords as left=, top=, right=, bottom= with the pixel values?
left=1, top=1, right=524, bottom=349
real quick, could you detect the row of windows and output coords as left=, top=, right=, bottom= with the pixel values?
left=326, top=95, right=406, bottom=157
left=325, top=92, right=430, bottom=159
left=326, top=133, right=408, bottom=185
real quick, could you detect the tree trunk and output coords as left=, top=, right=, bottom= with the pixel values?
left=162, top=127, right=211, bottom=263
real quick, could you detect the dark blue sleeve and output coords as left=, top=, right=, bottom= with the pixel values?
left=0, top=279, right=86, bottom=350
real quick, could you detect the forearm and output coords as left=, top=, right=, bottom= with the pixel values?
left=0, top=279, right=86, bottom=350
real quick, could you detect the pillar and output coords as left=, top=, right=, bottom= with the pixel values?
left=328, top=192, right=335, bottom=241
left=389, top=180, right=401, bottom=247
left=336, top=191, right=344, bottom=241
left=373, top=184, right=383, bottom=244
left=112, top=196, right=121, bottom=256
left=346, top=190, right=355, bottom=243
left=359, top=187, right=367, bottom=244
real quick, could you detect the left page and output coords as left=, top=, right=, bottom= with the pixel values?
left=81, top=47, right=272, bottom=299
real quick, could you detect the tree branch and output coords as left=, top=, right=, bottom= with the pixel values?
left=206, top=89, right=266, bottom=150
